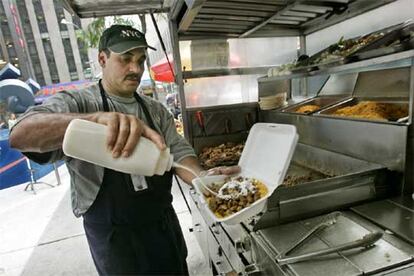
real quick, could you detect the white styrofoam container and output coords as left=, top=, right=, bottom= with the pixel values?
left=192, top=123, right=298, bottom=224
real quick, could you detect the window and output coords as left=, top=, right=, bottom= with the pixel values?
left=62, top=38, right=77, bottom=74
left=32, top=0, right=48, bottom=34
left=42, top=40, right=59, bottom=83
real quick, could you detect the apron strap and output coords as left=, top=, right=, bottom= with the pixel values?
left=133, top=93, right=157, bottom=130
left=98, top=80, right=110, bottom=112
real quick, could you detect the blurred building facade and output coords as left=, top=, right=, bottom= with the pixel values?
left=0, top=0, right=93, bottom=86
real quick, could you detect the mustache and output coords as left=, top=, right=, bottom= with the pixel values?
left=124, top=74, right=140, bottom=81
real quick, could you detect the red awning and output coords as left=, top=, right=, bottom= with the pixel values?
left=150, top=54, right=242, bottom=83
left=150, top=55, right=175, bottom=83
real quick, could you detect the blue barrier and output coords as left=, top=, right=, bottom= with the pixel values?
left=0, top=129, right=63, bottom=190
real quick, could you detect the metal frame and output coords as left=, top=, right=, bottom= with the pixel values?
left=173, top=0, right=396, bottom=40
left=182, top=66, right=271, bottom=79
left=61, top=0, right=170, bottom=17
left=405, top=58, right=414, bottom=195
left=169, top=17, right=191, bottom=139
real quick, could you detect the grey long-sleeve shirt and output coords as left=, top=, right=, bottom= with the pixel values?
left=12, top=83, right=196, bottom=217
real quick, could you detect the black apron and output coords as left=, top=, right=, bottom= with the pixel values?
left=83, top=81, right=188, bottom=275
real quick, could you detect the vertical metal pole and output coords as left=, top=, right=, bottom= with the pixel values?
left=53, top=162, right=61, bottom=186
left=168, top=18, right=191, bottom=141
left=140, top=14, right=158, bottom=100
left=404, top=58, right=414, bottom=196
left=298, top=35, right=308, bottom=97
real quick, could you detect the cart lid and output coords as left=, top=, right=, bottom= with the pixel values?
left=238, top=123, right=298, bottom=190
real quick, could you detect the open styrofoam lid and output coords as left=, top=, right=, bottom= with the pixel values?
left=238, top=123, right=298, bottom=190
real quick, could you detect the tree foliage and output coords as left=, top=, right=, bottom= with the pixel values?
left=77, top=16, right=137, bottom=49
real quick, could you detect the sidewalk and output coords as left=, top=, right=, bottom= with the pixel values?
left=0, top=165, right=210, bottom=276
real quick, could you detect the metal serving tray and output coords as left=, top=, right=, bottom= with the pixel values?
left=315, top=97, right=409, bottom=124
left=309, top=22, right=407, bottom=70
left=255, top=143, right=389, bottom=228
left=281, top=95, right=351, bottom=115
left=350, top=21, right=414, bottom=61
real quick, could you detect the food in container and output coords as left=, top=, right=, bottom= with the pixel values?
left=192, top=123, right=298, bottom=225
left=295, top=104, right=321, bottom=114
left=198, top=142, right=244, bottom=169
left=331, top=101, right=408, bottom=121
left=203, top=176, right=268, bottom=218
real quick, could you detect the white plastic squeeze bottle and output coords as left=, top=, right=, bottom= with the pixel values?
left=62, top=119, right=174, bottom=176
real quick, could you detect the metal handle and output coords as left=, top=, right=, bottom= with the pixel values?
left=211, top=223, right=220, bottom=235
left=277, top=231, right=383, bottom=265
left=244, top=263, right=261, bottom=275
left=278, top=211, right=340, bottom=258
left=195, top=111, right=207, bottom=135
left=224, top=118, right=232, bottom=134
left=397, top=116, right=409, bottom=123
left=193, top=223, right=203, bottom=232
left=245, top=113, right=252, bottom=130
left=235, top=237, right=252, bottom=253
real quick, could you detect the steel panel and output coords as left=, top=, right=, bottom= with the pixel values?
left=200, top=8, right=274, bottom=17
left=292, top=4, right=333, bottom=13
left=258, top=219, right=362, bottom=276
left=352, top=200, right=414, bottom=244
left=196, top=14, right=263, bottom=22
left=302, top=0, right=396, bottom=35
left=257, top=212, right=412, bottom=275
left=272, top=15, right=309, bottom=22
left=268, top=20, right=301, bottom=25
left=190, top=23, right=247, bottom=30
left=262, top=112, right=408, bottom=171
left=192, top=19, right=255, bottom=26
left=308, top=215, right=412, bottom=274
left=202, top=1, right=279, bottom=11
left=282, top=10, right=317, bottom=18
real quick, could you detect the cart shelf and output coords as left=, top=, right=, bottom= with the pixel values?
left=259, top=49, right=414, bottom=83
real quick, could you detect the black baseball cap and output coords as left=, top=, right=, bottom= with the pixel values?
left=99, top=24, right=156, bottom=54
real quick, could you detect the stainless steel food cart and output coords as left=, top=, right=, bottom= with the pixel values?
left=62, top=1, right=414, bottom=275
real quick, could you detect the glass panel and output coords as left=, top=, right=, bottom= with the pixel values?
left=179, top=37, right=298, bottom=71
left=184, top=75, right=260, bottom=108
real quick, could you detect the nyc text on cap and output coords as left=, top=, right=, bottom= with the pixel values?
left=99, top=25, right=156, bottom=54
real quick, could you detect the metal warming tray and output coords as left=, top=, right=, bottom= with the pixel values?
left=281, top=95, right=351, bottom=115
left=255, top=143, right=389, bottom=229
left=252, top=211, right=413, bottom=276
left=315, top=97, right=409, bottom=124
left=349, top=21, right=414, bottom=61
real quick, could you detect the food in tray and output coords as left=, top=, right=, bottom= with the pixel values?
left=331, top=101, right=408, bottom=121
left=268, top=63, right=295, bottom=77
left=198, top=142, right=244, bottom=169
left=204, top=176, right=268, bottom=218
left=281, top=174, right=319, bottom=187
left=295, top=104, right=320, bottom=114
left=311, top=33, right=384, bottom=65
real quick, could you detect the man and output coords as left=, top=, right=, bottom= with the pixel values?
left=10, top=25, right=238, bottom=275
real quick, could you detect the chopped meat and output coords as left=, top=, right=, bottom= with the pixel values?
left=199, top=142, right=244, bottom=169
left=296, top=105, right=320, bottom=114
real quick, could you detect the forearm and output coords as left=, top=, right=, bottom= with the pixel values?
left=10, top=112, right=96, bottom=152
left=174, top=156, right=203, bottom=185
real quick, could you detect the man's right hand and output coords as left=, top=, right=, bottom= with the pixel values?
left=89, top=112, right=166, bottom=158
